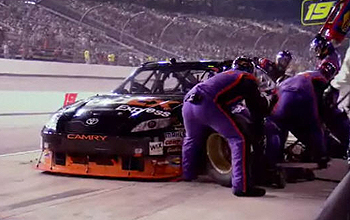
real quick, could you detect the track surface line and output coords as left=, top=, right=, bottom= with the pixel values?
left=0, top=150, right=41, bottom=158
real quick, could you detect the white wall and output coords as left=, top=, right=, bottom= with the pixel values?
left=0, top=58, right=135, bottom=78
left=0, top=91, right=97, bottom=114
left=0, top=59, right=136, bottom=115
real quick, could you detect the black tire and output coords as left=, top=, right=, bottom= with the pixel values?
left=206, top=133, right=232, bottom=187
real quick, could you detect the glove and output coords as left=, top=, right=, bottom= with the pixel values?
left=323, top=86, right=339, bottom=109
left=276, top=74, right=290, bottom=85
left=252, top=57, right=260, bottom=66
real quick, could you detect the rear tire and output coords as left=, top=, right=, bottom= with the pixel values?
left=206, top=133, right=232, bottom=187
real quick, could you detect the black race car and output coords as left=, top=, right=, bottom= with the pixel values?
left=36, top=59, right=236, bottom=180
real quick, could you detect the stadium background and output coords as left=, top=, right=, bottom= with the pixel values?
left=0, top=0, right=348, bottom=73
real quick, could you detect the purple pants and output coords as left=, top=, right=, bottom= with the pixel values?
left=182, top=90, right=250, bottom=193
left=265, top=91, right=326, bottom=165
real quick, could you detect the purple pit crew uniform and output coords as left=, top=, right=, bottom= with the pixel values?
left=265, top=71, right=329, bottom=165
left=311, top=37, right=349, bottom=159
left=182, top=69, right=269, bottom=194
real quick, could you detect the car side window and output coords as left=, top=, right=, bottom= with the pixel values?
left=115, top=67, right=217, bottom=94
left=123, top=70, right=156, bottom=93
left=192, top=70, right=214, bottom=82
left=163, top=72, right=181, bottom=93
left=134, top=70, right=155, bottom=90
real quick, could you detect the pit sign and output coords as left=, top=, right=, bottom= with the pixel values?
left=301, top=0, right=336, bottom=26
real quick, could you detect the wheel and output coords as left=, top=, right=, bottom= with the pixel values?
left=206, top=133, right=232, bottom=187
left=204, top=112, right=252, bottom=187
left=284, top=141, right=306, bottom=162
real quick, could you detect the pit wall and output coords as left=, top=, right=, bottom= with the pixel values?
left=0, top=58, right=134, bottom=78
left=0, top=59, right=135, bottom=115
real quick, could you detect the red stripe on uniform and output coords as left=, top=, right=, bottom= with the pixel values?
left=225, top=96, right=243, bottom=105
left=271, top=91, right=280, bottom=114
left=214, top=72, right=250, bottom=192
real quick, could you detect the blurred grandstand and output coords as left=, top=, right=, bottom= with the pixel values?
left=0, top=0, right=348, bottom=71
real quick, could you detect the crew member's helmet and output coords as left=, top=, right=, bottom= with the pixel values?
left=232, top=56, right=255, bottom=74
left=310, top=34, right=334, bottom=59
left=275, top=50, right=292, bottom=71
left=319, top=61, right=338, bottom=81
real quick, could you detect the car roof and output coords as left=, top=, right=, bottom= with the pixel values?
left=139, top=60, right=231, bottom=71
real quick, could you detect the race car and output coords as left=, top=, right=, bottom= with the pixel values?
left=36, top=59, right=234, bottom=180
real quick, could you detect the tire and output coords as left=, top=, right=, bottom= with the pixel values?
left=204, top=112, right=253, bottom=187
left=206, top=133, right=232, bottom=187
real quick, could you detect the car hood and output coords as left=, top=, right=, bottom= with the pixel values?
left=55, top=93, right=183, bottom=135
left=69, top=93, right=182, bottom=116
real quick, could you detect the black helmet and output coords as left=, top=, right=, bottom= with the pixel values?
left=232, top=56, right=255, bottom=74
left=275, top=50, right=292, bottom=70
left=319, top=61, right=337, bottom=81
left=310, top=34, right=334, bottom=59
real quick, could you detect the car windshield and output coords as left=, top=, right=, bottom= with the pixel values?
left=114, top=66, right=216, bottom=95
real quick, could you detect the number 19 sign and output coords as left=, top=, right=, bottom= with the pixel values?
left=301, top=0, right=336, bottom=25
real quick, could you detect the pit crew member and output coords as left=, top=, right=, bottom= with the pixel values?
left=265, top=61, right=339, bottom=171
left=256, top=50, right=292, bottom=83
left=311, top=35, right=350, bottom=161
left=182, top=56, right=273, bottom=197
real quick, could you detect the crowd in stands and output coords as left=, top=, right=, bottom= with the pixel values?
left=0, top=0, right=345, bottom=71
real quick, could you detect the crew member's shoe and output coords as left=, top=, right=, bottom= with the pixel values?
left=266, top=167, right=287, bottom=189
left=317, top=157, right=330, bottom=169
left=254, top=166, right=286, bottom=189
left=284, top=167, right=315, bottom=182
left=233, top=187, right=266, bottom=197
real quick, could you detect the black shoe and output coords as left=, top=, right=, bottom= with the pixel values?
left=303, top=168, right=315, bottom=181
left=255, top=166, right=286, bottom=189
left=267, top=168, right=287, bottom=189
left=284, top=167, right=315, bottom=182
left=233, top=187, right=266, bottom=197
left=317, top=157, right=330, bottom=169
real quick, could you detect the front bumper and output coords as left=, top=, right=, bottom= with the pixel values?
left=36, top=133, right=183, bottom=179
